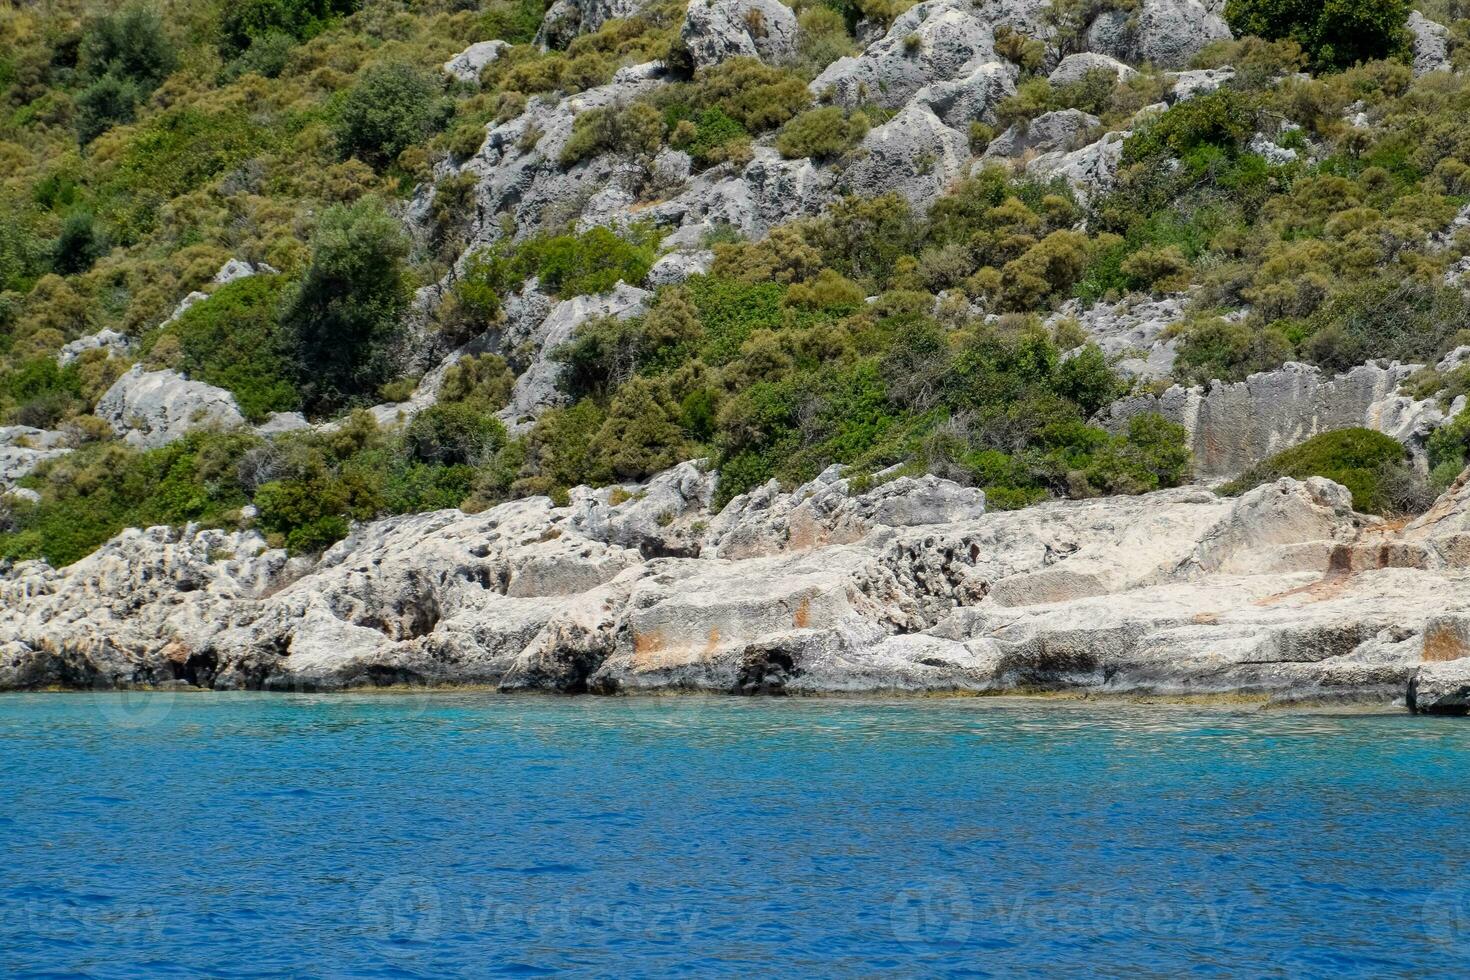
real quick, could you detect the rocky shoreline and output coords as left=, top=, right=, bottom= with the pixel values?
left=6, top=463, right=1470, bottom=715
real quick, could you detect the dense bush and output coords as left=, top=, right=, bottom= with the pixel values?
left=74, top=6, right=178, bottom=143
left=280, top=198, right=410, bottom=416
left=0, top=431, right=261, bottom=567
left=52, top=212, right=106, bottom=276
left=560, top=103, right=665, bottom=166
left=149, top=275, right=299, bottom=421
left=1224, top=0, right=1410, bottom=72
left=775, top=107, right=869, bottom=160
left=1221, top=428, right=1424, bottom=514
left=220, top=0, right=360, bottom=57
left=334, top=62, right=446, bottom=168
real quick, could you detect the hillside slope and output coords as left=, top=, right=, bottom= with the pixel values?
left=6, top=0, right=1470, bottom=706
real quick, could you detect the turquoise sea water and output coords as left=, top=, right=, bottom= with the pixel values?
left=3, top=693, right=1470, bottom=977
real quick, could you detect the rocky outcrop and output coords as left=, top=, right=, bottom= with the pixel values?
left=95, top=366, right=246, bottom=449
left=443, top=40, right=508, bottom=83
left=841, top=103, right=969, bottom=209
left=811, top=0, right=1025, bottom=110
left=1408, top=11, right=1451, bottom=77
left=910, top=62, right=1015, bottom=130
left=7, top=460, right=1470, bottom=712
left=983, top=109, right=1099, bottom=160
left=56, top=329, right=133, bottom=367
left=0, top=427, right=71, bottom=491
left=500, top=282, right=652, bottom=431
left=1049, top=52, right=1136, bottom=87
left=1106, top=361, right=1450, bottom=479
left=1022, top=128, right=1128, bottom=197
left=679, top=0, right=799, bottom=69
left=1085, top=0, right=1231, bottom=69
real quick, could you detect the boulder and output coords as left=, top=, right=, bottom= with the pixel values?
left=983, top=109, right=1099, bottom=159
left=1022, top=129, right=1128, bottom=198
left=1408, top=11, right=1451, bottom=77
left=911, top=62, right=1016, bottom=130
left=538, top=0, right=652, bottom=48
left=1046, top=291, right=1200, bottom=380
left=0, top=427, right=72, bottom=490
left=810, top=0, right=1014, bottom=110
left=1048, top=52, right=1136, bottom=87
left=679, top=0, right=798, bottom=69
left=95, top=366, right=246, bottom=449
left=647, top=249, right=714, bottom=286
left=442, top=40, right=508, bottom=83
left=1168, top=67, right=1234, bottom=101
left=1409, top=659, right=1470, bottom=715
left=842, top=103, right=969, bottom=210
left=1085, top=0, right=1231, bottom=70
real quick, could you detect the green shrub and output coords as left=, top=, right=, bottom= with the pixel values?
left=154, top=275, right=299, bottom=422
left=0, top=432, right=261, bottom=567
left=1302, top=277, right=1470, bottom=374
left=1221, top=427, right=1421, bottom=514
left=480, top=0, right=548, bottom=45
left=1224, top=0, right=1410, bottom=72
left=687, top=58, right=809, bottom=132
left=439, top=354, right=516, bottom=412
left=560, top=102, right=665, bottom=166
left=75, top=74, right=142, bottom=144
left=79, top=6, right=177, bottom=89
left=281, top=198, right=410, bottom=416
left=220, top=0, right=360, bottom=57
left=518, top=226, right=657, bottom=297
left=334, top=62, right=445, bottom=168
left=667, top=107, right=749, bottom=168
left=589, top=377, right=689, bottom=481
left=52, top=212, right=106, bottom=276
left=403, top=403, right=508, bottom=466
left=775, top=106, right=869, bottom=160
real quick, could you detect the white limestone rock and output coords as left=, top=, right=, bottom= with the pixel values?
left=842, top=103, right=969, bottom=210
left=442, top=40, right=509, bottom=83
left=1408, top=11, right=1452, bottom=78
left=1105, top=361, right=1448, bottom=479
left=56, top=329, right=133, bottom=367
left=910, top=62, right=1016, bottom=130
left=1049, top=52, right=1136, bottom=87
left=811, top=0, right=1025, bottom=110
left=983, top=109, right=1099, bottom=160
left=0, top=426, right=72, bottom=489
left=1022, top=129, right=1128, bottom=198
left=1085, top=0, right=1231, bottom=70
left=679, top=0, right=798, bottom=69
left=1168, top=67, right=1235, bottom=101
left=647, top=249, right=714, bottom=286
left=95, top=366, right=246, bottom=449
left=500, top=283, right=652, bottom=431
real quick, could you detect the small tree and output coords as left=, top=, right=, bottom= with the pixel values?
left=280, top=198, right=409, bottom=415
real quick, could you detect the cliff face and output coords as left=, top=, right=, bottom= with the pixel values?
left=6, top=463, right=1470, bottom=713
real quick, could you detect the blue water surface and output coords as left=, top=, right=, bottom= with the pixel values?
left=3, top=692, right=1469, bottom=978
